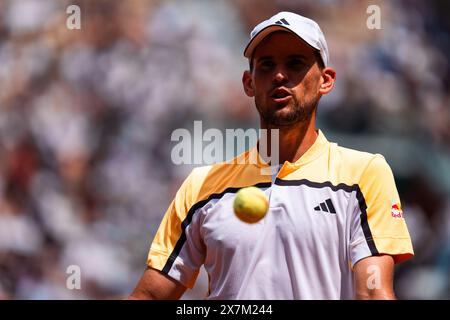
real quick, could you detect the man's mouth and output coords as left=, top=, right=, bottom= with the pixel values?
left=270, top=88, right=292, bottom=103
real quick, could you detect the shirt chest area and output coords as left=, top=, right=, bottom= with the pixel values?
left=199, top=183, right=355, bottom=251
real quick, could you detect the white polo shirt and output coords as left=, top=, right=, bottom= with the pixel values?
left=148, top=130, right=414, bottom=299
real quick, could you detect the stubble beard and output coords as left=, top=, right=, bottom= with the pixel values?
left=255, top=94, right=319, bottom=127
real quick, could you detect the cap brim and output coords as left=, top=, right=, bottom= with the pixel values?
left=243, top=13, right=328, bottom=66
left=243, top=24, right=323, bottom=61
left=243, top=25, right=293, bottom=58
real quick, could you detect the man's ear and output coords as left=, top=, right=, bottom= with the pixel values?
left=319, top=67, right=336, bottom=95
left=242, top=70, right=255, bottom=97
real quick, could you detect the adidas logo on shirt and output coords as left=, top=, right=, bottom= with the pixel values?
left=314, top=198, right=336, bottom=214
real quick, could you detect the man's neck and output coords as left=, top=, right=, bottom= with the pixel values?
left=260, top=115, right=318, bottom=165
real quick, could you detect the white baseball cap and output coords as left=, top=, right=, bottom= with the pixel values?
left=243, top=12, right=329, bottom=67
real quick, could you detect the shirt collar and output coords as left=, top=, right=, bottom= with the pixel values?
left=247, top=129, right=329, bottom=168
left=292, top=129, right=329, bottom=166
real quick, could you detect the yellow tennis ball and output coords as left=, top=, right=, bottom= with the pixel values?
left=233, top=186, right=269, bottom=223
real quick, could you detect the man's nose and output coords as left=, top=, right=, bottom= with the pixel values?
left=273, top=68, right=288, bottom=84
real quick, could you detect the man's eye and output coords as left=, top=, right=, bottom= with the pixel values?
left=260, top=61, right=274, bottom=68
left=288, top=60, right=304, bottom=68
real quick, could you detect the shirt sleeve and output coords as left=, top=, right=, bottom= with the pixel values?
left=147, top=169, right=206, bottom=288
left=349, top=155, right=414, bottom=267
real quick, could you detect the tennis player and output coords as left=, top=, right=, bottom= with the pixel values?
left=129, top=11, right=414, bottom=300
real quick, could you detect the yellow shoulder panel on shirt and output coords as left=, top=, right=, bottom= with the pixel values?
left=358, top=154, right=414, bottom=263
left=280, top=141, right=379, bottom=186
left=148, top=151, right=271, bottom=273
left=276, top=140, right=413, bottom=263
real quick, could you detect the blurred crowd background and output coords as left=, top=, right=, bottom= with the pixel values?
left=0, top=0, right=449, bottom=299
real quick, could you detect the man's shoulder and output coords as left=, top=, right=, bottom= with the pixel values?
left=329, top=143, right=393, bottom=182
left=188, top=155, right=245, bottom=180
left=331, top=143, right=386, bottom=166
left=184, top=150, right=265, bottom=196
left=186, top=164, right=216, bottom=186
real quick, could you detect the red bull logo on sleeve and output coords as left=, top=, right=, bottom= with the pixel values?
left=391, top=202, right=404, bottom=218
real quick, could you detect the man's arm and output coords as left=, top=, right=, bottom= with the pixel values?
left=128, top=267, right=187, bottom=300
left=353, top=254, right=396, bottom=300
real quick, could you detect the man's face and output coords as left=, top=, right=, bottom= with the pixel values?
left=245, top=31, right=324, bottom=127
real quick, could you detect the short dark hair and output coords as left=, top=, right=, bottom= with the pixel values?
left=315, top=51, right=325, bottom=69
left=249, top=50, right=325, bottom=72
